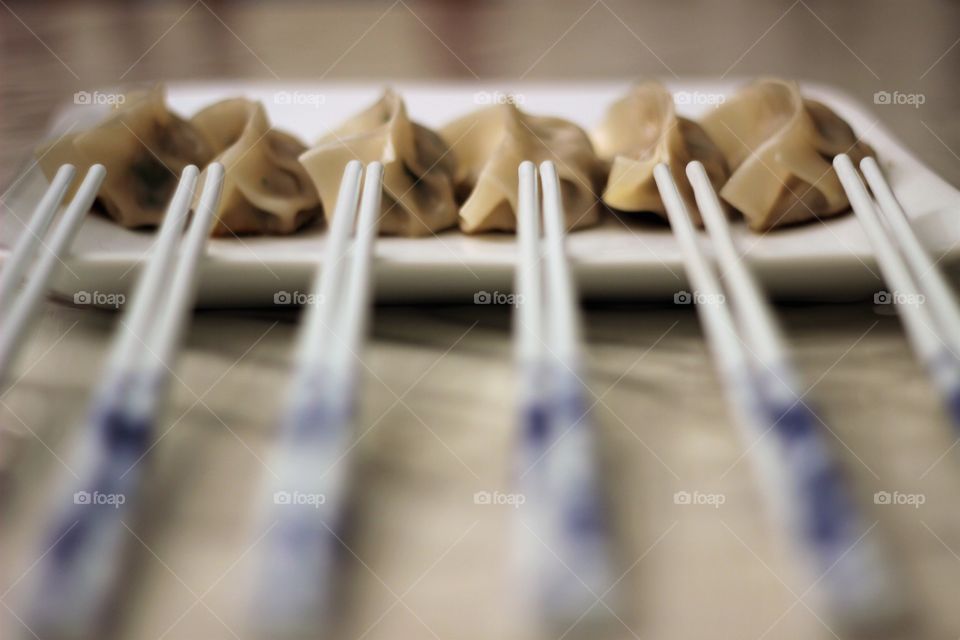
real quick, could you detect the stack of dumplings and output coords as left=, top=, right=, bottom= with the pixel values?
left=36, top=78, right=874, bottom=237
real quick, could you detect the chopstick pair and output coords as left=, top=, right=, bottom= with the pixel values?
left=835, top=155, right=960, bottom=429
left=253, top=161, right=383, bottom=636
left=513, top=160, right=614, bottom=631
left=0, top=164, right=106, bottom=392
left=27, top=163, right=225, bottom=638
left=655, top=161, right=901, bottom=630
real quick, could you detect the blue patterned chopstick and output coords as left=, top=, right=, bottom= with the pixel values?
left=513, top=161, right=613, bottom=629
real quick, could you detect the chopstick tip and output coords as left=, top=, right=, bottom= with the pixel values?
left=833, top=153, right=852, bottom=170
left=685, top=160, right=706, bottom=181
left=366, top=161, right=384, bottom=177
left=207, top=161, right=225, bottom=178
left=538, top=160, right=558, bottom=178
left=55, top=164, right=77, bottom=181
left=653, top=162, right=671, bottom=181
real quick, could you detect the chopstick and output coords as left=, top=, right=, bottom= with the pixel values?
left=656, top=164, right=785, bottom=500
left=254, top=161, right=382, bottom=636
left=0, top=165, right=106, bottom=391
left=0, top=165, right=76, bottom=313
left=656, top=161, right=901, bottom=630
left=514, top=160, right=612, bottom=630
left=835, top=154, right=960, bottom=427
left=28, top=163, right=224, bottom=639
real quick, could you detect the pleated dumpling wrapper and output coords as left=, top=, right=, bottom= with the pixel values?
left=700, top=78, right=874, bottom=231
left=441, top=103, right=603, bottom=233
left=191, top=98, right=321, bottom=236
left=36, top=85, right=213, bottom=227
left=592, top=81, right=729, bottom=225
left=299, top=89, right=458, bottom=236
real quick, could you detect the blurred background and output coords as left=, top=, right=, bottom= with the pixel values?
left=1, top=0, right=958, bottom=184
left=2, top=1, right=960, bottom=639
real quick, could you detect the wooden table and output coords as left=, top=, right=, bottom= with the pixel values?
left=2, top=1, right=960, bottom=639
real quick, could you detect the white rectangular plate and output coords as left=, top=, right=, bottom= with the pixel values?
left=3, top=79, right=959, bottom=306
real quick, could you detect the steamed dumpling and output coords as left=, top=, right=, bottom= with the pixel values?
left=592, top=81, right=729, bottom=225
left=36, top=85, right=213, bottom=228
left=191, top=98, right=321, bottom=236
left=441, top=103, right=603, bottom=233
left=700, top=78, right=874, bottom=231
left=299, top=89, right=458, bottom=236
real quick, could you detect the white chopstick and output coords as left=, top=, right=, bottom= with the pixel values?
left=295, top=161, right=363, bottom=373
left=28, top=164, right=224, bottom=639
left=0, top=165, right=106, bottom=391
left=686, top=163, right=792, bottom=387
left=0, top=164, right=76, bottom=313
left=255, top=161, right=382, bottom=636
left=540, top=162, right=580, bottom=369
left=657, top=162, right=901, bottom=630
left=514, top=161, right=612, bottom=630
left=655, top=163, right=785, bottom=509
left=148, top=164, right=225, bottom=370
left=104, top=166, right=200, bottom=383
left=860, top=156, right=960, bottom=350
left=835, top=155, right=960, bottom=427
left=515, top=162, right=542, bottom=377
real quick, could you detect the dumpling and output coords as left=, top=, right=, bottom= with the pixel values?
left=441, top=103, right=603, bottom=233
left=191, top=98, right=321, bottom=236
left=36, top=85, right=213, bottom=228
left=299, top=89, right=458, bottom=236
left=592, top=81, right=729, bottom=225
left=700, top=78, right=874, bottom=231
